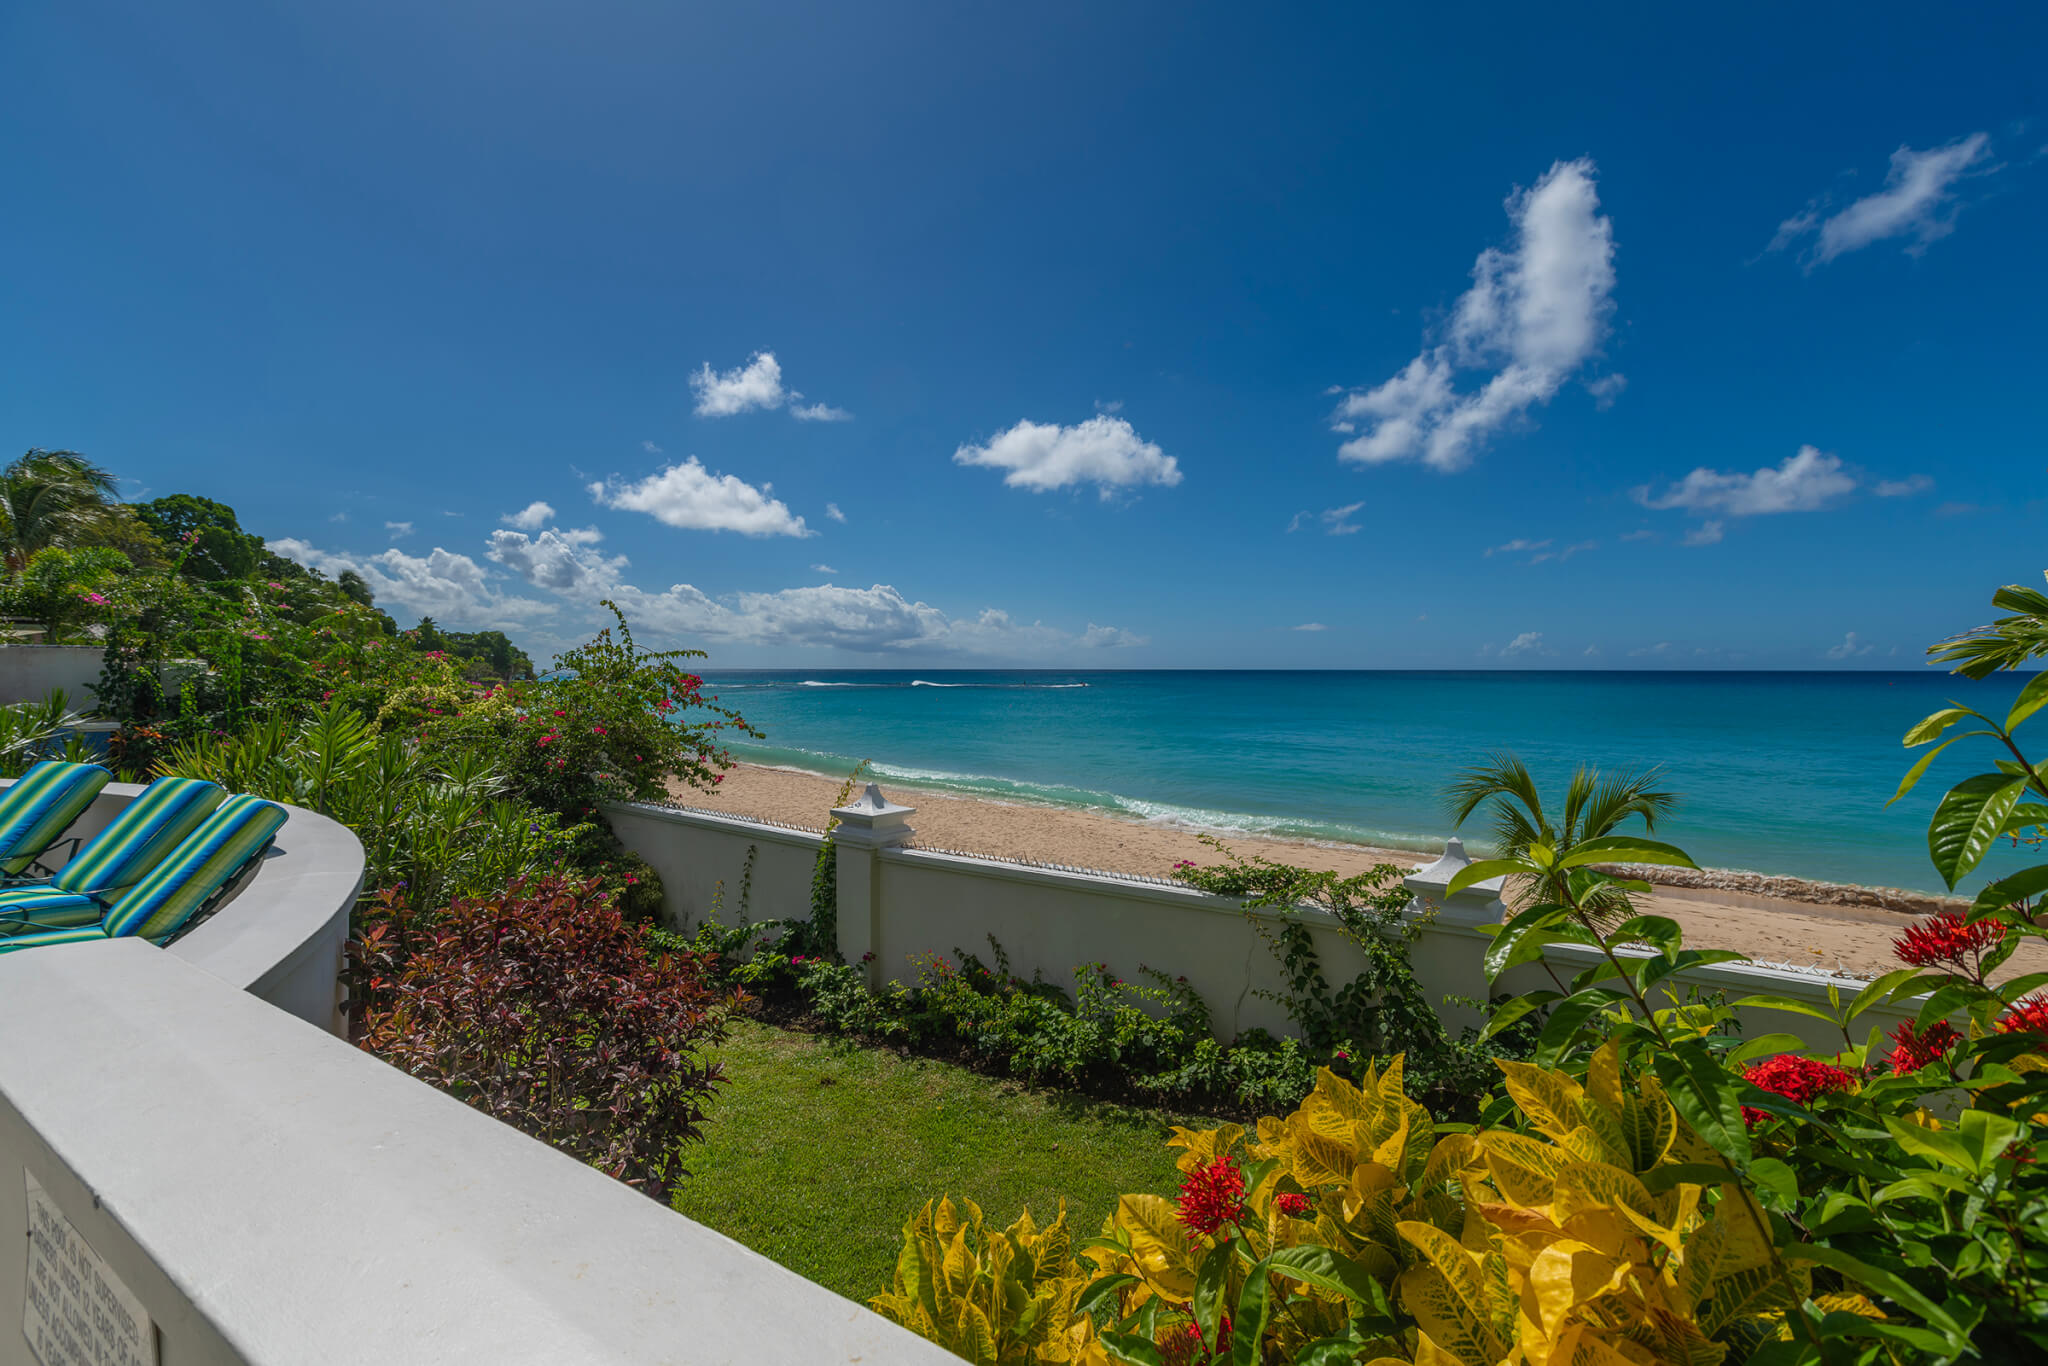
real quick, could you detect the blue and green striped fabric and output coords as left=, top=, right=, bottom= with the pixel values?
left=50, top=776, right=226, bottom=896
left=0, top=886, right=105, bottom=934
left=0, top=793, right=288, bottom=952
left=0, top=761, right=111, bottom=875
left=102, top=794, right=288, bottom=943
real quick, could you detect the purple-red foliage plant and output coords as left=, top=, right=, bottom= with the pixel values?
left=360, top=874, right=744, bottom=1199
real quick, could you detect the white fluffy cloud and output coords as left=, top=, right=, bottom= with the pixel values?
left=1293, top=622, right=1328, bottom=632
left=690, top=350, right=852, bottom=422
left=691, top=352, right=786, bottom=416
left=1636, top=445, right=1857, bottom=518
left=385, top=521, right=414, bottom=539
left=268, top=538, right=555, bottom=629
left=1331, top=159, right=1616, bottom=472
left=810, top=563, right=838, bottom=575
left=953, top=416, right=1181, bottom=496
left=1875, top=475, right=1934, bottom=498
left=825, top=503, right=846, bottom=523
left=1771, top=134, right=1992, bottom=265
left=503, top=501, right=556, bottom=530
left=487, top=527, right=628, bottom=597
left=590, top=457, right=813, bottom=537
left=1501, top=631, right=1549, bottom=657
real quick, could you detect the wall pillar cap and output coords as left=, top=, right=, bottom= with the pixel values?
left=831, top=783, right=917, bottom=849
left=1404, top=836, right=1505, bottom=915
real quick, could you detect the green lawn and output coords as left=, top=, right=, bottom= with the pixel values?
left=672, top=1019, right=1207, bottom=1302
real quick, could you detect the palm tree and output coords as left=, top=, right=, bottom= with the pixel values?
left=0, top=450, right=122, bottom=573
left=1445, top=752, right=1676, bottom=923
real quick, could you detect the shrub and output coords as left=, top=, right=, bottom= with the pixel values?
left=360, top=876, right=740, bottom=1199
left=423, top=600, right=756, bottom=825
left=876, top=1048, right=1825, bottom=1364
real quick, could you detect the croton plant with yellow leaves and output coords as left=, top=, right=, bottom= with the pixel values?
left=874, top=577, right=2048, bottom=1364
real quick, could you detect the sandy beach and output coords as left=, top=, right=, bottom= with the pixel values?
left=669, top=762, right=2048, bottom=983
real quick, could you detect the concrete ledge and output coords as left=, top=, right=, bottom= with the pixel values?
left=0, top=939, right=956, bottom=1366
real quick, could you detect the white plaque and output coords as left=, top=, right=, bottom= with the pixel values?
left=22, top=1172, right=157, bottom=1366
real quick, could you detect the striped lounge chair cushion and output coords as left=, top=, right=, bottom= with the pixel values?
left=102, top=794, right=289, bottom=943
left=0, top=886, right=102, bottom=935
left=51, top=776, right=226, bottom=896
left=0, top=761, right=111, bottom=875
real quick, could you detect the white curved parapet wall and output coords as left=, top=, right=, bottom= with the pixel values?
left=0, top=778, right=961, bottom=1365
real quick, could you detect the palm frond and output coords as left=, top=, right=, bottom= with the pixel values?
left=1580, top=766, right=1678, bottom=838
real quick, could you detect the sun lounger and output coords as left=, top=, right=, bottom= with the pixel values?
left=0, top=794, right=289, bottom=951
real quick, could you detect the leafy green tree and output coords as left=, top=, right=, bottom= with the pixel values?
left=0, top=450, right=122, bottom=572
left=134, top=494, right=261, bottom=581
left=1446, top=752, right=1675, bottom=925
left=336, top=569, right=375, bottom=607
left=2, top=547, right=132, bottom=639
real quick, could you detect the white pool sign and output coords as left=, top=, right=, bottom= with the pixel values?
left=22, top=1172, right=157, bottom=1366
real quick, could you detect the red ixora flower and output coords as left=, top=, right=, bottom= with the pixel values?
left=1892, top=911, right=2006, bottom=970
left=1274, top=1192, right=1312, bottom=1218
left=1741, top=1053, right=1857, bottom=1125
left=1997, top=994, right=2048, bottom=1036
left=1176, top=1156, right=1247, bottom=1236
left=1888, top=1019, right=1962, bottom=1073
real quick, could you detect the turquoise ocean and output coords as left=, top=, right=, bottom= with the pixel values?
left=702, top=670, right=2038, bottom=896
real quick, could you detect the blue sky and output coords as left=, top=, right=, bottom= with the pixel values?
left=4, top=2, right=2043, bottom=668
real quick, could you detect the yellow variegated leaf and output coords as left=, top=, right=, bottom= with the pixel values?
left=1400, top=1220, right=1509, bottom=1327
left=1551, top=1161, right=1656, bottom=1226
left=1304, top=1098, right=1364, bottom=1153
left=1290, top=1125, right=1365, bottom=1187
left=1527, top=1238, right=1631, bottom=1342
left=1421, top=1132, right=1479, bottom=1190
left=1371, top=1108, right=1413, bottom=1169
left=944, top=1226, right=979, bottom=1295
left=1499, top=1057, right=1588, bottom=1141
left=1698, top=1259, right=1804, bottom=1338
left=1314, top=1065, right=1369, bottom=1121
left=1113, top=1194, right=1197, bottom=1299
left=1557, top=1123, right=1631, bottom=1170
left=1400, top=1264, right=1509, bottom=1366
left=1375, top=1052, right=1408, bottom=1101
left=934, top=1194, right=977, bottom=1241
left=1478, top=1130, right=1570, bottom=1207
left=1637, top=1306, right=1729, bottom=1366
left=956, top=1299, right=998, bottom=1365
left=1167, top=1122, right=1244, bottom=1172
left=1551, top=1320, right=1657, bottom=1366
left=1471, top=1201, right=1558, bottom=1237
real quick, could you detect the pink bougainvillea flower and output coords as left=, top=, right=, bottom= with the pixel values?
left=82, top=591, right=108, bottom=605
left=1741, top=1053, right=1856, bottom=1124
left=591, top=725, right=606, bottom=735
left=1176, top=1155, right=1247, bottom=1236
left=1887, top=1019, right=1961, bottom=1073
left=1892, top=911, right=2005, bottom=969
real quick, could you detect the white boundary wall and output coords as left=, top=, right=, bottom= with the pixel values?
left=606, top=793, right=1922, bottom=1054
